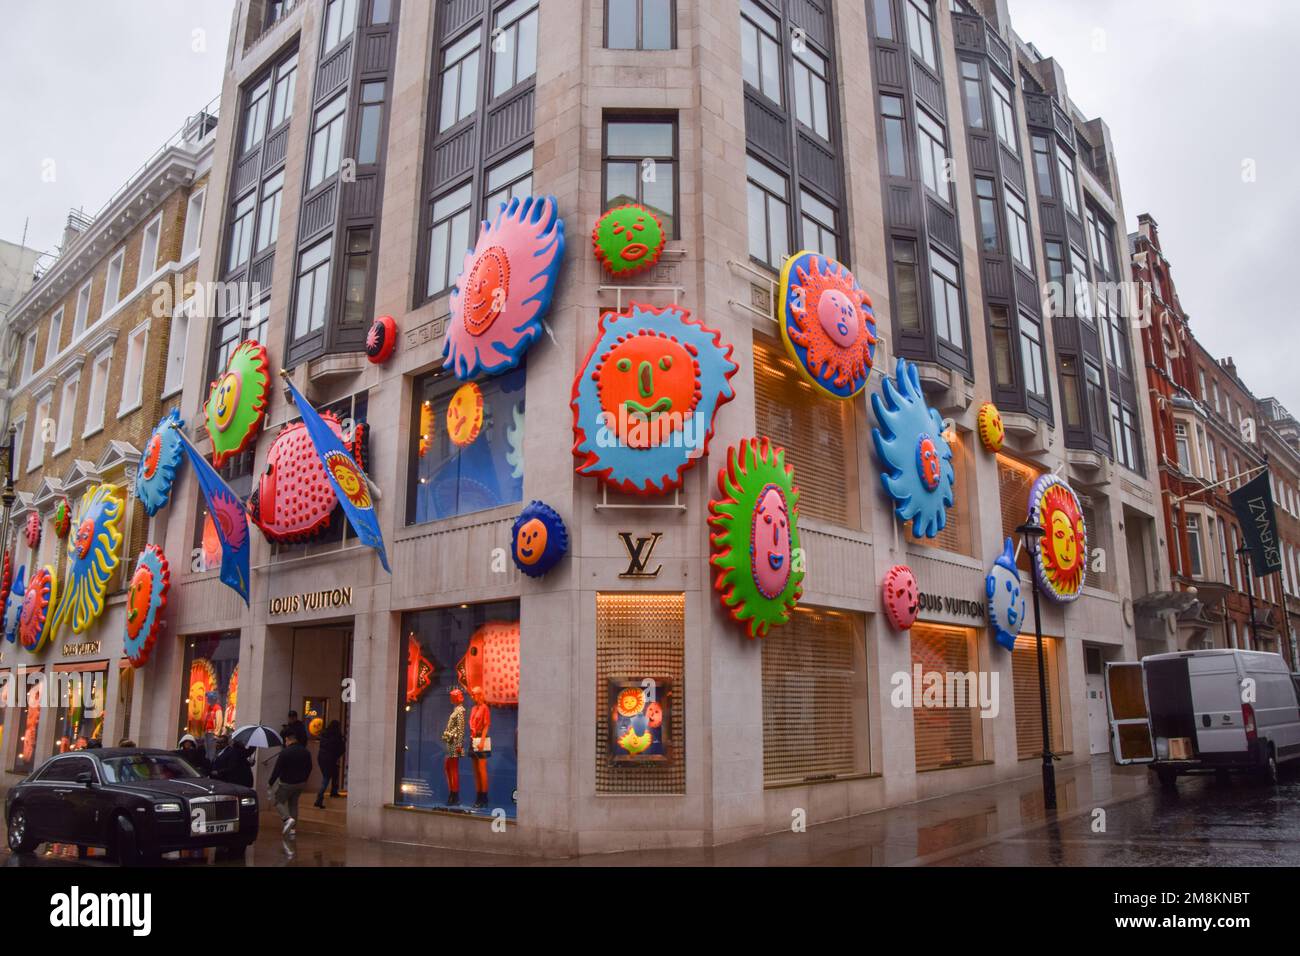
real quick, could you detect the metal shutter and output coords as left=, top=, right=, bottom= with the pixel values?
left=911, top=624, right=984, bottom=770
left=997, top=453, right=1042, bottom=572
left=1012, top=635, right=1065, bottom=758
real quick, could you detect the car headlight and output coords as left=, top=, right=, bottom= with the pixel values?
left=240, top=797, right=257, bottom=807
left=153, top=802, right=183, bottom=814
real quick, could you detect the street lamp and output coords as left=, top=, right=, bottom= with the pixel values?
left=1236, top=544, right=1257, bottom=649
left=1016, top=519, right=1057, bottom=811
left=0, top=425, right=15, bottom=559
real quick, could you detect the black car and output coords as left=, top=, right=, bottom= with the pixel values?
left=5, top=748, right=259, bottom=864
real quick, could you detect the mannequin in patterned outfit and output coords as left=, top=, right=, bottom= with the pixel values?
left=469, top=685, right=491, bottom=809
left=441, top=688, right=465, bottom=806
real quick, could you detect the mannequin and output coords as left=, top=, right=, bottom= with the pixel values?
left=440, top=688, right=466, bottom=805
left=468, top=684, right=491, bottom=809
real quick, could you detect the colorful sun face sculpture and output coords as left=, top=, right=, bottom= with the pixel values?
left=137, top=410, right=186, bottom=516
left=24, top=512, right=40, bottom=550
left=882, top=564, right=920, bottom=631
left=124, top=544, right=169, bottom=668
left=986, top=537, right=1024, bottom=651
left=456, top=620, right=519, bottom=707
left=976, top=402, right=1005, bottom=453
left=19, top=565, right=56, bottom=652
left=52, top=497, right=71, bottom=539
left=592, top=204, right=667, bottom=277
left=50, top=484, right=124, bottom=638
left=573, top=302, right=738, bottom=495
left=248, top=413, right=368, bottom=543
left=708, top=437, right=804, bottom=639
left=443, top=195, right=565, bottom=380
left=510, top=500, right=568, bottom=577
left=1029, top=474, right=1088, bottom=602
left=366, top=314, right=397, bottom=364
left=4, top=565, right=26, bottom=644
left=205, top=340, right=270, bottom=468
left=871, top=358, right=956, bottom=539
left=778, top=251, right=878, bottom=399
left=446, top=382, right=484, bottom=447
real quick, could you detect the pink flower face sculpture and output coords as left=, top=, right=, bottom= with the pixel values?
left=751, top=484, right=793, bottom=600
left=882, top=564, right=919, bottom=631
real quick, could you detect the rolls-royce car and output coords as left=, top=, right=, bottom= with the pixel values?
left=5, top=748, right=259, bottom=864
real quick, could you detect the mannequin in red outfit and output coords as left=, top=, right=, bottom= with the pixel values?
left=440, top=688, right=465, bottom=805
left=468, top=684, right=491, bottom=809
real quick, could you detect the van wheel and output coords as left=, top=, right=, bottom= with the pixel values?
left=1155, top=767, right=1178, bottom=790
left=1261, top=749, right=1279, bottom=786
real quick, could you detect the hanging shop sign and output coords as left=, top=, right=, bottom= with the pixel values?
left=1028, top=473, right=1087, bottom=602
left=268, top=586, right=354, bottom=617
left=1229, top=470, right=1283, bottom=576
left=205, top=339, right=271, bottom=468
left=443, top=194, right=566, bottom=380
left=52, top=497, right=71, bottom=540
left=24, top=512, right=40, bottom=550
left=609, top=678, right=672, bottom=762
left=510, top=500, right=568, bottom=578
left=124, top=544, right=170, bottom=668
left=19, top=565, right=57, bottom=653
left=871, top=357, right=955, bottom=539
left=986, top=537, right=1025, bottom=651
left=249, top=413, right=368, bottom=543
left=708, top=437, right=804, bottom=639
left=366, top=314, right=398, bottom=364
left=137, top=410, right=186, bottom=516
left=456, top=620, right=519, bottom=707
left=976, top=402, right=1005, bottom=453
left=777, top=251, right=878, bottom=399
left=573, top=301, right=737, bottom=495
left=592, top=203, right=667, bottom=277
left=3, top=566, right=25, bottom=644
left=882, top=564, right=919, bottom=631
left=446, top=382, right=484, bottom=447
left=618, top=532, right=663, bottom=579
left=50, top=484, right=124, bottom=638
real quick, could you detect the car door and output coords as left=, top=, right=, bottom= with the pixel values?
left=1106, top=662, right=1155, bottom=764
left=57, top=756, right=102, bottom=845
left=27, top=758, right=80, bottom=839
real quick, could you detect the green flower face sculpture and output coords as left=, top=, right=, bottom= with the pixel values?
left=592, top=204, right=667, bottom=277
left=205, top=340, right=270, bottom=468
left=708, top=437, right=804, bottom=639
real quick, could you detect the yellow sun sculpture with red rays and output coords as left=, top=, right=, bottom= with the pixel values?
left=1029, top=474, right=1087, bottom=602
left=325, top=451, right=372, bottom=510
left=779, top=252, right=878, bottom=400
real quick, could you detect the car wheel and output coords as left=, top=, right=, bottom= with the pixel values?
left=7, top=806, right=38, bottom=854
left=113, top=814, right=143, bottom=867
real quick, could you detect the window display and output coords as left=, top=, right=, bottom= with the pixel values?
left=13, top=672, right=42, bottom=774
left=51, top=666, right=106, bottom=753
left=398, top=602, right=519, bottom=816
left=407, top=367, right=525, bottom=523
left=608, top=678, right=672, bottom=761
left=179, top=632, right=240, bottom=746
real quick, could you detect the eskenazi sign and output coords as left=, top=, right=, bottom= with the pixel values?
left=269, top=587, right=354, bottom=616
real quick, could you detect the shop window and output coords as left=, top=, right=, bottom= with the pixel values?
left=12, top=671, right=42, bottom=775
left=762, top=605, right=869, bottom=785
left=398, top=601, right=520, bottom=816
left=51, top=666, right=107, bottom=753
left=1012, top=635, right=1065, bottom=758
left=753, top=335, right=858, bottom=528
left=911, top=624, right=984, bottom=771
left=596, top=593, right=685, bottom=795
left=603, top=115, right=677, bottom=238
left=407, top=366, right=525, bottom=524
left=997, top=453, right=1041, bottom=572
left=179, top=632, right=240, bottom=744
left=913, top=430, right=971, bottom=556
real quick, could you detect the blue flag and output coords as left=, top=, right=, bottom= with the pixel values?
left=174, top=425, right=251, bottom=605
left=283, top=378, right=391, bottom=573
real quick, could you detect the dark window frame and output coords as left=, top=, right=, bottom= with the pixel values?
left=601, top=112, right=680, bottom=240
left=604, top=0, right=677, bottom=51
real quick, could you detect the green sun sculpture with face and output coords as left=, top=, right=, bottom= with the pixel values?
left=205, top=340, right=271, bottom=468
left=592, top=204, right=667, bottom=277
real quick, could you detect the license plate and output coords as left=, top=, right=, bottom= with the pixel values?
left=204, top=822, right=235, bottom=834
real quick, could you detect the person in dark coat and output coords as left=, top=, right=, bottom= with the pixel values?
left=281, top=711, right=308, bottom=748
left=313, top=720, right=345, bottom=808
left=211, top=738, right=255, bottom=788
left=269, top=732, right=313, bottom=836
left=175, top=734, right=211, bottom=776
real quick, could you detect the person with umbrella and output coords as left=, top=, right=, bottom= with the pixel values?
left=211, top=733, right=255, bottom=788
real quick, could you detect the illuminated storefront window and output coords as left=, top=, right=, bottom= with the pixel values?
left=910, top=624, right=985, bottom=771
left=398, top=601, right=520, bottom=816
left=13, top=670, right=43, bottom=775
left=407, top=366, right=525, bottom=524
left=997, top=452, right=1041, bottom=572
left=1011, top=635, right=1066, bottom=759
left=179, top=632, right=240, bottom=747
left=51, top=665, right=107, bottom=753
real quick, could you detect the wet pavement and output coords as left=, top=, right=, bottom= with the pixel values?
left=5, top=756, right=1299, bottom=866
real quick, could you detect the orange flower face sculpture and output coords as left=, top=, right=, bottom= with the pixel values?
left=1028, top=474, right=1087, bottom=602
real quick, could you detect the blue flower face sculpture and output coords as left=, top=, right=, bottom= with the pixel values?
left=49, top=484, right=124, bottom=638
left=511, top=500, right=568, bottom=577
left=986, top=537, right=1025, bottom=652
left=3, top=565, right=26, bottom=644
left=871, top=358, right=955, bottom=538
left=137, top=410, right=185, bottom=516
left=572, top=302, right=738, bottom=495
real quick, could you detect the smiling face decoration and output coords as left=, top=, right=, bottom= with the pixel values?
left=52, top=497, right=71, bottom=539
left=124, top=544, right=169, bottom=668
left=976, top=402, right=1005, bottom=453
left=882, top=564, right=919, bottom=631
left=443, top=195, right=565, bottom=380
left=19, top=565, right=56, bottom=653
left=24, top=512, right=40, bottom=550
left=986, top=538, right=1025, bottom=650
left=779, top=252, right=878, bottom=399
left=1029, top=475, right=1087, bottom=602
left=50, top=484, right=124, bottom=638
left=3, top=565, right=26, bottom=645
left=709, top=438, right=804, bottom=639
left=573, top=302, right=737, bottom=495
left=205, top=340, right=270, bottom=467
left=446, top=382, right=485, bottom=447
left=510, top=500, right=568, bottom=578
left=137, top=409, right=186, bottom=516
left=592, top=204, right=667, bottom=277
left=872, top=358, right=956, bottom=539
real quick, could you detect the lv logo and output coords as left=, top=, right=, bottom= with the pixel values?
left=618, top=532, right=663, bottom=579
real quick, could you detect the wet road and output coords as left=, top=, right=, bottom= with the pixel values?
left=4, top=757, right=1298, bottom=866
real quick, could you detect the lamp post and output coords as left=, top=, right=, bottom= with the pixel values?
left=1237, top=544, right=1257, bottom=649
left=1016, top=519, right=1057, bottom=811
left=0, top=425, right=15, bottom=560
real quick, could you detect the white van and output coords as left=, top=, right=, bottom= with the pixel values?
left=1106, top=649, right=1300, bottom=788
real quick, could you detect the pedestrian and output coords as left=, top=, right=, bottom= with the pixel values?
left=175, top=734, right=211, bottom=776
left=268, top=732, right=312, bottom=836
left=211, top=736, right=255, bottom=788
left=313, top=720, right=345, bottom=808
left=281, top=710, right=308, bottom=748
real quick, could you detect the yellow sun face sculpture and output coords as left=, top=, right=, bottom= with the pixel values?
left=1028, top=475, right=1087, bottom=602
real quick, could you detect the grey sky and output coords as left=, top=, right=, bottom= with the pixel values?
left=1008, top=0, right=1300, bottom=415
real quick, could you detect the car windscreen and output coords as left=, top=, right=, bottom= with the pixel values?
left=100, top=754, right=201, bottom=783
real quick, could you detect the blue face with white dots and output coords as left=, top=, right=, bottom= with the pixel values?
left=986, top=537, right=1026, bottom=652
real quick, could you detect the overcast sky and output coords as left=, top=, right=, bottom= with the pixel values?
left=1, top=1, right=1294, bottom=412
left=1008, top=0, right=1300, bottom=414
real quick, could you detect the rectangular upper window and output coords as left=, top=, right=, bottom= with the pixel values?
left=881, top=94, right=907, bottom=177
left=746, top=154, right=789, bottom=270
left=491, top=0, right=538, bottom=98
left=255, top=172, right=285, bottom=254
left=242, top=76, right=271, bottom=154
left=990, top=75, right=1017, bottom=154
left=960, top=60, right=984, bottom=129
left=606, top=0, right=674, bottom=50
left=293, top=239, right=333, bottom=340
left=180, top=188, right=206, bottom=260
left=119, top=323, right=148, bottom=416
left=322, top=0, right=358, bottom=53
left=740, top=0, right=782, bottom=106
left=1004, top=189, right=1031, bottom=269
left=975, top=177, right=998, bottom=252
left=72, top=282, right=91, bottom=340
left=603, top=115, right=677, bottom=238
left=270, top=53, right=298, bottom=129
left=916, top=108, right=949, bottom=200
left=792, top=43, right=829, bottom=139
left=438, top=30, right=480, bottom=132
left=799, top=189, right=837, bottom=260
left=83, top=350, right=111, bottom=437
left=905, top=0, right=937, bottom=70
left=1019, top=312, right=1045, bottom=398
left=484, top=147, right=533, bottom=218
left=104, top=250, right=125, bottom=311
left=21, top=330, right=37, bottom=381
left=46, top=306, right=65, bottom=364
left=308, top=93, right=347, bottom=188
left=55, top=374, right=79, bottom=453
left=930, top=248, right=964, bottom=350
left=426, top=183, right=472, bottom=298
left=1031, top=135, right=1053, bottom=197
left=137, top=214, right=162, bottom=286
left=1057, top=153, right=1079, bottom=215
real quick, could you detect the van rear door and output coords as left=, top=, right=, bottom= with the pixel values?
left=1106, top=662, right=1155, bottom=764
left=1187, top=654, right=1248, bottom=754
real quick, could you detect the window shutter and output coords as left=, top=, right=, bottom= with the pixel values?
left=997, top=453, right=1041, bottom=572
left=911, top=624, right=983, bottom=770
left=1012, top=635, right=1064, bottom=758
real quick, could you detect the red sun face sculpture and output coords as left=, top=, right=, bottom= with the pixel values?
left=462, top=246, right=510, bottom=337
left=882, top=564, right=919, bottom=631
left=24, top=512, right=40, bottom=550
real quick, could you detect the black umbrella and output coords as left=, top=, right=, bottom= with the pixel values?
left=231, top=724, right=284, bottom=749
